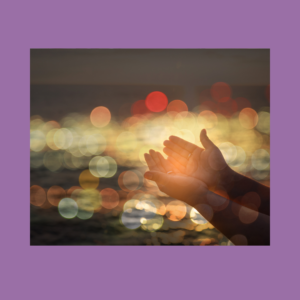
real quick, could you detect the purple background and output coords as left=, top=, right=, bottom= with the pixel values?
left=0, top=0, right=297, bottom=298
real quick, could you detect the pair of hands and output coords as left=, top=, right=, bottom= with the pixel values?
left=144, top=129, right=230, bottom=207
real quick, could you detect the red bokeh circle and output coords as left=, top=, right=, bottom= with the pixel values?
left=210, top=82, right=232, bottom=103
left=145, top=91, right=168, bottom=112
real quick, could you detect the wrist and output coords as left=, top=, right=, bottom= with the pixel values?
left=219, top=165, right=237, bottom=191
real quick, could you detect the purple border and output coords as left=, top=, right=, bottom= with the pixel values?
left=1, top=1, right=297, bottom=298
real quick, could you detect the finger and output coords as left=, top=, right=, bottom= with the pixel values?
left=200, top=129, right=215, bottom=149
left=163, top=147, right=188, bottom=167
left=186, top=148, right=201, bottom=175
left=169, top=135, right=199, bottom=153
left=166, top=156, right=186, bottom=174
left=163, top=140, right=192, bottom=159
left=144, top=153, right=159, bottom=171
left=156, top=151, right=174, bottom=173
left=149, top=149, right=165, bottom=172
left=144, top=171, right=170, bottom=186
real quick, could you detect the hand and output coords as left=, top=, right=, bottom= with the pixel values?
left=144, top=150, right=208, bottom=207
left=163, top=129, right=231, bottom=189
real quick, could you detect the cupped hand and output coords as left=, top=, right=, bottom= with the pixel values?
left=163, top=129, right=230, bottom=189
left=144, top=150, right=208, bottom=207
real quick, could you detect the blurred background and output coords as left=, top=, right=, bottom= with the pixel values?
left=30, top=49, right=270, bottom=245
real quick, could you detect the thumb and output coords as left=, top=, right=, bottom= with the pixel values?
left=200, top=129, right=215, bottom=149
left=144, top=171, right=170, bottom=186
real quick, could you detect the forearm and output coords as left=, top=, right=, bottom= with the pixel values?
left=196, top=191, right=270, bottom=245
left=220, top=167, right=270, bottom=216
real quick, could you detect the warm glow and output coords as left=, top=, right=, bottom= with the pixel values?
left=90, top=106, right=111, bottom=128
left=167, top=100, right=188, bottom=116
left=47, top=186, right=66, bottom=207
left=30, top=185, right=46, bottom=206
left=118, top=170, right=143, bottom=192
left=79, top=169, right=99, bottom=189
left=198, top=110, right=218, bottom=129
left=166, top=200, right=187, bottom=221
left=100, top=188, right=119, bottom=209
left=239, top=108, right=258, bottom=129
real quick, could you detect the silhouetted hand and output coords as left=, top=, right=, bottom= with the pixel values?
left=163, top=129, right=230, bottom=189
left=144, top=150, right=208, bottom=207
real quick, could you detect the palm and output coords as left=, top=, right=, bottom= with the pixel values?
left=163, top=129, right=228, bottom=189
left=144, top=150, right=208, bottom=206
left=186, top=146, right=227, bottom=188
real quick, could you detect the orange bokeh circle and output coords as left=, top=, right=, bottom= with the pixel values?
left=30, top=185, right=46, bottom=207
left=90, top=106, right=111, bottom=128
left=100, top=188, right=120, bottom=209
left=47, top=186, right=66, bottom=207
left=239, top=108, right=258, bottom=129
left=166, top=200, right=186, bottom=221
left=167, top=100, right=188, bottom=116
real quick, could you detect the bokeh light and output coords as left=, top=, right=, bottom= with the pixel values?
left=47, top=186, right=66, bottom=206
left=67, top=186, right=82, bottom=198
left=69, top=187, right=83, bottom=202
left=190, top=208, right=208, bottom=225
left=100, top=156, right=118, bottom=178
left=77, top=208, right=94, bottom=220
left=256, top=111, right=270, bottom=134
left=239, top=108, right=258, bottom=129
left=30, top=130, right=46, bottom=152
left=167, top=100, right=188, bottom=117
left=228, top=146, right=246, bottom=167
left=53, top=128, right=73, bottom=149
left=100, top=188, right=119, bottom=209
left=123, top=199, right=140, bottom=211
left=141, top=215, right=164, bottom=232
left=58, top=198, right=78, bottom=219
left=79, top=169, right=99, bottom=189
left=90, top=106, right=111, bottom=128
left=145, top=91, right=168, bottom=112
left=166, top=200, right=187, bottom=221
left=218, top=142, right=237, bottom=164
left=118, top=170, right=143, bottom=192
left=76, top=189, right=101, bottom=212
left=121, top=208, right=142, bottom=230
left=210, top=82, right=231, bottom=102
left=86, top=133, right=106, bottom=155
left=46, top=128, right=60, bottom=150
left=30, top=185, right=46, bottom=207
left=198, top=110, right=218, bottom=129
left=251, top=149, right=270, bottom=170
